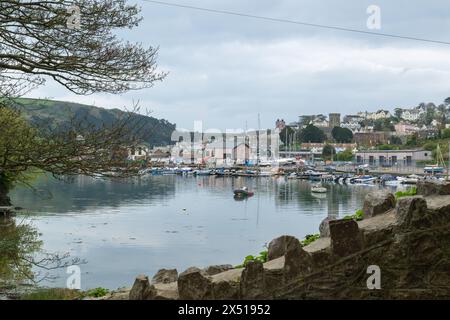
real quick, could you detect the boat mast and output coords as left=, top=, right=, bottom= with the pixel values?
left=257, top=113, right=260, bottom=167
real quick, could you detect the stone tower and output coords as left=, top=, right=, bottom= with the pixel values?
left=329, top=113, right=341, bottom=128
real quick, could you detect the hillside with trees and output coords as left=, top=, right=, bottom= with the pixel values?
left=12, top=98, right=176, bottom=147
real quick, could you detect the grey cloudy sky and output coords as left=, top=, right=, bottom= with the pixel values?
left=27, top=0, right=450, bottom=130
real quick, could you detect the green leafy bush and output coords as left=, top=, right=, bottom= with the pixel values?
left=236, top=233, right=323, bottom=269
left=84, top=287, right=109, bottom=298
left=300, top=234, right=320, bottom=246
left=235, top=251, right=268, bottom=268
left=395, top=187, right=417, bottom=199
left=343, top=209, right=364, bottom=221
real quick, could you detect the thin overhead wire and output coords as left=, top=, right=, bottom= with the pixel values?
left=141, top=0, right=450, bottom=46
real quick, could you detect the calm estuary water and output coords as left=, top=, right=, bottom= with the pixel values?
left=10, top=175, right=401, bottom=290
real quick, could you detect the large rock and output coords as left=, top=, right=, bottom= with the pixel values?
left=267, top=235, right=313, bottom=279
left=268, top=235, right=303, bottom=261
left=319, top=216, right=336, bottom=238
left=417, top=180, right=450, bottom=196
left=151, top=268, right=178, bottom=284
left=284, top=236, right=314, bottom=280
left=212, top=280, right=240, bottom=300
left=129, top=275, right=156, bottom=300
left=268, top=235, right=288, bottom=261
left=177, top=267, right=212, bottom=300
left=204, top=264, right=233, bottom=276
left=363, top=190, right=395, bottom=218
left=329, top=219, right=363, bottom=257
left=240, top=260, right=265, bottom=299
left=395, top=196, right=428, bottom=230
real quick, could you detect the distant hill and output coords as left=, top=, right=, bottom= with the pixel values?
left=12, top=98, right=176, bottom=147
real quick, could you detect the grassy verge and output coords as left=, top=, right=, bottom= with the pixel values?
left=395, top=186, right=417, bottom=199
left=343, top=209, right=364, bottom=221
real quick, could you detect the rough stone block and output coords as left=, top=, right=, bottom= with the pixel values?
left=204, top=264, right=233, bottom=276
left=212, top=280, right=240, bottom=299
left=151, top=268, right=178, bottom=285
left=319, top=216, right=336, bottom=238
left=129, top=275, right=156, bottom=300
left=268, top=235, right=289, bottom=261
left=417, top=180, right=450, bottom=196
left=240, top=260, right=265, bottom=299
left=178, top=267, right=213, bottom=300
left=363, top=190, right=396, bottom=218
left=329, top=219, right=363, bottom=257
left=395, top=196, right=428, bottom=230
left=284, top=236, right=314, bottom=280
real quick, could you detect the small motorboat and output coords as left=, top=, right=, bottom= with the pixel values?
left=401, top=174, right=420, bottom=185
left=424, top=165, right=445, bottom=174
left=311, top=186, right=327, bottom=193
left=287, top=172, right=298, bottom=179
left=194, top=169, right=212, bottom=176
left=233, top=187, right=254, bottom=198
left=380, top=174, right=400, bottom=186
left=352, top=175, right=376, bottom=184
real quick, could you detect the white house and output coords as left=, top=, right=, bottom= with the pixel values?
left=400, top=109, right=424, bottom=122
left=128, top=143, right=151, bottom=161
left=358, top=110, right=391, bottom=120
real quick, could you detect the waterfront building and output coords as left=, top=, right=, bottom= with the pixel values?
left=355, top=149, right=432, bottom=166
left=171, top=130, right=280, bottom=165
left=128, top=143, right=151, bottom=161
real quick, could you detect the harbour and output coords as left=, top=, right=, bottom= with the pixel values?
left=8, top=173, right=409, bottom=291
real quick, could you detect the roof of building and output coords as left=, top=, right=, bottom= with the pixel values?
left=356, top=149, right=426, bottom=154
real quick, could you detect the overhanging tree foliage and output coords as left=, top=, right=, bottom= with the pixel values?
left=0, top=0, right=167, bottom=206
left=0, top=0, right=165, bottom=96
left=0, top=0, right=167, bottom=286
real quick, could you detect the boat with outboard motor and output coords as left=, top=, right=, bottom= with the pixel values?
left=233, top=187, right=254, bottom=198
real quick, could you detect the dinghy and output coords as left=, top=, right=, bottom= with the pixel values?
left=233, top=187, right=254, bottom=198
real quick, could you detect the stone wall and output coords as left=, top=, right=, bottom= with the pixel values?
left=102, top=181, right=450, bottom=300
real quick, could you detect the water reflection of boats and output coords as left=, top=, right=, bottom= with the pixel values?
left=311, top=192, right=327, bottom=199
left=311, top=186, right=327, bottom=194
left=233, top=187, right=254, bottom=198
